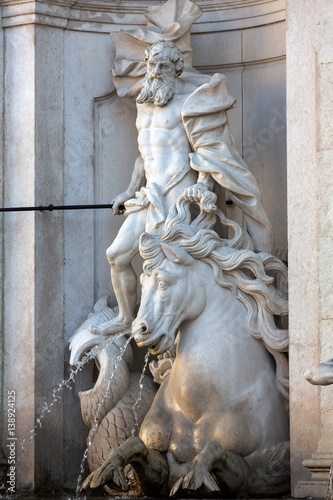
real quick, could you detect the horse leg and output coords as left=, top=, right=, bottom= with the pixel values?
left=82, top=436, right=168, bottom=496
left=170, top=441, right=249, bottom=497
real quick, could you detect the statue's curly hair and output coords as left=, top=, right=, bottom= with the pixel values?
left=145, top=40, right=184, bottom=77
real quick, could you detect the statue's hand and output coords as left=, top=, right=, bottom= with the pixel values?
left=183, top=182, right=210, bottom=203
left=112, top=192, right=132, bottom=215
left=183, top=183, right=217, bottom=212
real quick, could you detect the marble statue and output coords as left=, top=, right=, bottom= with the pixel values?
left=82, top=195, right=290, bottom=497
left=89, top=0, right=274, bottom=337
left=305, top=359, right=333, bottom=385
left=71, top=0, right=290, bottom=496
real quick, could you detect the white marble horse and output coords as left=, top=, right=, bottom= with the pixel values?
left=83, top=196, right=290, bottom=498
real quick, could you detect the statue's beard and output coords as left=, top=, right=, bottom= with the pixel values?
left=136, top=75, right=175, bottom=107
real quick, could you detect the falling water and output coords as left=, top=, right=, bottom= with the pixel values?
left=18, top=330, right=128, bottom=460
left=131, top=350, right=151, bottom=437
left=76, top=332, right=135, bottom=494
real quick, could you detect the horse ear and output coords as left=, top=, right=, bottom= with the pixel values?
left=161, top=243, right=191, bottom=265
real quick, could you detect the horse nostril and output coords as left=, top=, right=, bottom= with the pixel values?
left=133, top=321, right=149, bottom=337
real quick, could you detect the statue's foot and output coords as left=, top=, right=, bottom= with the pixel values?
left=170, top=465, right=219, bottom=497
left=89, top=317, right=133, bottom=336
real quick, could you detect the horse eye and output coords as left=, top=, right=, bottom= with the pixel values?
left=158, top=279, right=167, bottom=289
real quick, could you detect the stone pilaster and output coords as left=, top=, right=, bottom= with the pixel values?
left=1, top=1, right=68, bottom=490
left=287, top=0, right=333, bottom=497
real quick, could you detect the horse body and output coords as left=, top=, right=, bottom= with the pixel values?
left=84, top=199, right=289, bottom=497
left=135, top=253, right=289, bottom=490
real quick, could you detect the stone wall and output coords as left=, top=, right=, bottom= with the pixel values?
left=287, top=0, right=333, bottom=497
left=0, top=0, right=292, bottom=492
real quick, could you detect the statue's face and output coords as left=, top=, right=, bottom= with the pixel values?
left=146, top=52, right=176, bottom=83
left=137, top=49, right=177, bottom=106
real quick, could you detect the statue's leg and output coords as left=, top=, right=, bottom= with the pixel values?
left=170, top=441, right=249, bottom=497
left=90, top=210, right=147, bottom=336
left=82, top=436, right=168, bottom=496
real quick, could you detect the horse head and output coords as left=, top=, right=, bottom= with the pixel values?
left=133, top=197, right=289, bottom=400
left=133, top=234, right=206, bottom=355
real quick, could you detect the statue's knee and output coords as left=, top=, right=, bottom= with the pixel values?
left=106, top=245, right=118, bottom=265
left=106, top=244, right=131, bottom=270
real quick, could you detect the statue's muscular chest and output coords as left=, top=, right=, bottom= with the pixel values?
left=136, top=95, right=187, bottom=148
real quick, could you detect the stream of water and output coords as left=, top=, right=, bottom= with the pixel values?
left=131, top=350, right=151, bottom=437
left=18, top=331, right=129, bottom=460
left=7, top=326, right=152, bottom=498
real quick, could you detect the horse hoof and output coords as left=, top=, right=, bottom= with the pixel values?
left=170, top=477, right=184, bottom=497
left=81, top=471, right=95, bottom=491
left=90, top=463, right=128, bottom=492
left=183, top=470, right=220, bottom=493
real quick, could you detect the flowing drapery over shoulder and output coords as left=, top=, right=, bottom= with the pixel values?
left=182, top=73, right=274, bottom=252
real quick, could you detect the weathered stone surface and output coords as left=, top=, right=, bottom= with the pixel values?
left=1, top=0, right=289, bottom=493
left=287, top=0, right=333, bottom=496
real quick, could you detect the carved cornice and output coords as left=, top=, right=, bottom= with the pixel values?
left=1, top=0, right=285, bottom=31
left=0, top=0, right=76, bottom=28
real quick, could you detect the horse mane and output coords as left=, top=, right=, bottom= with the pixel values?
left=140, top=196, right=289, bottom=400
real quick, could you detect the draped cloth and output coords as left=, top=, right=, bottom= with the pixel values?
left=182, top=73, right=270, bottom=226
left=124, top=165, right=192, bottom=233
left=124, top=184, right=167, bottom=234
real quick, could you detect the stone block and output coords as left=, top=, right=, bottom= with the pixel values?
left=289, top=344, right=320, bottom=492
left=243, top=59, right=287, bottom=257
left=243, top=22, right=286, bottom=62
left=316, top=0, right=333, bottom=64
left=318, top=150, right=333, bottom=237
left=319, top=319, right=333, bottom=361
left=317, top=62, right=333, bottom=151
left=318, top=236, right=333, bottom=320
left=192, top=30, right=241, bottom=68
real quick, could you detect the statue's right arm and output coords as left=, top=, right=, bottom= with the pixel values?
left=112, top=156, right=146, bottom=215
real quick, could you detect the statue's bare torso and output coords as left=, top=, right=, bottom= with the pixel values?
left=136, top=80, right=197, bottom=200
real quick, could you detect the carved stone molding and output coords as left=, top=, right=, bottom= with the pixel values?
left=0, top=0, right=76, bottom=28
left=68, top=0, right=286, bottom=33
left=295, top=453, right=333, bottom=498
left=196, top=54, right=285, bottom=72
left=0, top=0, right=285, bottom=32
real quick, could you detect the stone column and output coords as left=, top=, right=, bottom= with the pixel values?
left=0, top=3, right=5, bottom=479
left=287, top=0, right=333, bottom=497
left=1, top=0, right=73, bottom=490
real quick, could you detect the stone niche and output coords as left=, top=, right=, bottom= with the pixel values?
left=2, top=0, right=330, bottom=497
